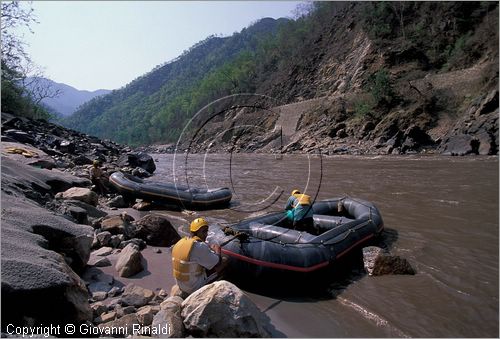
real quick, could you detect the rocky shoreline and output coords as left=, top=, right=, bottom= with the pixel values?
left=1, top=112, right=282, bottom=337
left=2, top=112, right=421, bottom=337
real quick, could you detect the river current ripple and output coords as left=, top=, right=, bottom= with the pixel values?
left=148, top=153, right=498, bottom=337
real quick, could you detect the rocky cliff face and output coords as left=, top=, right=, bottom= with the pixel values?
left=183, top=3, right=498, bottom=156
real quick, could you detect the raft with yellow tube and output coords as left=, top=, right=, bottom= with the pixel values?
left=109, top=171, right=232, bottom=209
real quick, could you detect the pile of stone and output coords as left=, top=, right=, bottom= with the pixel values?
left=83, top=212, right=181, bottom=277
left=83, top=280, right=274, bottom=338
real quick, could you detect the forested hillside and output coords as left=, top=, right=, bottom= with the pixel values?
left=61, top=17, right=288, bottom=145
left=61, top=2, right=498, bottom=154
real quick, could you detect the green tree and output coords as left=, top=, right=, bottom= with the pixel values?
left=1, top=1, right=58, bottom=119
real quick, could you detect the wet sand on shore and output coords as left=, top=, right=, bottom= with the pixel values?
left=95, top=231, right=301, bottom=336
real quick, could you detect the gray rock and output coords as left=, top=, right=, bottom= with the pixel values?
left=109, top=235, right=122, bottom=248
left=101, top=214, right=136, bottom=237
left=68, top=206, right=89, bottom=224
left=153, top=296, right=185, bottom=338
left=88, top=281, right=113, bottom=294
left=181, top=280, right=272, bottom=337
left=92, top=291, right=108, bottom=301
left=93, top=256, right=112, bottom=267
left=92, top=246, right=113, bottom=257
left=107, top=195, right=128, bottom=208
left=60, top=187, right=98, bottom=206
left=132, top=214, right=181, bottom=246
left=137, top=305, right=159, bottom=326
left=97, top=313, right=139, bottom=338
left=362, top=246, right=416, bottom=275
left=91, top=302, right=108, bottom=318
left=132, top=167, right=152, bottom=178
left=115, top=244, right=144, bottom=277
left=1, top=157, right=90, bottom=197
left=1, top=190, right=93, bottom=327
left=440, top=134, right=477, bottom=156
left=108, top=286, right=122, bottom=298
left=119, top=238, right=146, bottom=250
left=115, top=305, right=136, bottom=318
left=82, top=267, right=114, bottom=285
left=65, top=200, right=108, bottom=219
left=120, top=284, right=155, bottom=308
left=96, top=231, right=112, bottom=247
left=94, top=311, right=117, bottom=324
left=117, top=152, right=156, bottom=174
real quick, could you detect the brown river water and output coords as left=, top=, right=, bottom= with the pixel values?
left=145, top=153, right=498, bottom=337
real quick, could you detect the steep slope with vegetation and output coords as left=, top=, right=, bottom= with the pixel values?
left=62, top=2, right=498, bottom=154
left=186, top=1, right=499, bottom=155
left=61, top=18, right=288, bottom=145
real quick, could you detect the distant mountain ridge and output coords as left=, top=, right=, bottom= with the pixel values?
left=27, top=77, right=111, bottom=116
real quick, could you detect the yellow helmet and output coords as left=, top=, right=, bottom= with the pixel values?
left=190, top=217, right=208, bottom=232
left=93, top=160, right=100, bottom=166
left=292, top=189, right=301, bottom=195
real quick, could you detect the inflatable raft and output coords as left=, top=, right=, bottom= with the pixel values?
left=109, top=171, right=232, bottom=209
left=210, top=197, right=384, bottom=276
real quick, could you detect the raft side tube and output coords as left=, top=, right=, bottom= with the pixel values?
left=109, top=171, right=232, bottom=209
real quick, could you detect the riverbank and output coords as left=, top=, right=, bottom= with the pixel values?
left=2, top=112, right=498, bottom=337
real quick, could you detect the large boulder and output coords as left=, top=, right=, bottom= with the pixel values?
left=115, top=244, right=144, bottom=277
left=439, top=134, right=477, bottom=156
left=1, top=195, right=93, bottom=329
left=117, top=152, right=156, bottom=174
left=362, top=246, right=416, bottom=275
left=58, top=187, right=98, bottom=206
left=132, top=214, right=181, bottom=246
left=181, top=280, right=273, bottom=337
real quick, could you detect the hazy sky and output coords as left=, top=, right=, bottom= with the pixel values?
left=15, top=1, right=302, bottom=91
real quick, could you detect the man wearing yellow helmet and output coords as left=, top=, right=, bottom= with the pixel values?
left=171, top=217, right=225, bottom=295
left=285, top=189, right=315, bottom=233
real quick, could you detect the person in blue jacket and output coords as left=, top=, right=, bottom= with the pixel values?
left=285, top=189, right=315, bottom=233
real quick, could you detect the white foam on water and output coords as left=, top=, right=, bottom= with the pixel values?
left=338, top=297, right=410, bottom=337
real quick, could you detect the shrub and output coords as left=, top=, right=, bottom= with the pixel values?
left=369, top=69, right=395, bottom=105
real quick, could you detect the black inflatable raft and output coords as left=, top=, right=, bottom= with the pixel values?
left=210, top=197, right=383, bottom=276
left=109, top=171, right=232, bottom=209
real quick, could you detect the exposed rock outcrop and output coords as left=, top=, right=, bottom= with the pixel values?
left=1, top=195, right=93, bottom=328
left=362, top=246, right=416, bottom=276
